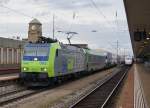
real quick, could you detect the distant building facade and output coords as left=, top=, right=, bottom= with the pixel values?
left=0, top=37, right=25, bottom=69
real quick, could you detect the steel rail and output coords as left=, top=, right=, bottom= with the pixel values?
left=69, top=66, right=129, bottom=108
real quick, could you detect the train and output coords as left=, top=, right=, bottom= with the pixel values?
left=20, top=42, right=117, bottom=86
left=125, top=56, right=133, bottom=65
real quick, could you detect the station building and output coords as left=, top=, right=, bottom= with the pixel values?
left=0, top=37, right=24, bottom=70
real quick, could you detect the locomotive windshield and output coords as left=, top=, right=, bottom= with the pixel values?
left=24, top=47, right=37, bottom=56
left=23, top=44, right=50, bottom=61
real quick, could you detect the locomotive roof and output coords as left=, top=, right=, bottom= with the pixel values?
left=25, top=43, right=50, bottom=47
left=86, top=49, right=110, bottom=56
left=60, top=43, right=84, bottom=51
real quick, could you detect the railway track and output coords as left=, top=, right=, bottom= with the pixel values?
left=69, top=66, right=130, bottom=108
left=0, top=87, right=47, bottom=106
left=0, top=73, right=18, bottom=84
left=0, top=75, right=42, bottom=106
left=0, top=79, right=19, bottom=87
left=0, top=66, right=120, bottom=107
left=0, top=84, right=26, bottom=97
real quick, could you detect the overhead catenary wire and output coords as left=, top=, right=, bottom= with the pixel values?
left=0, top=1, right=119, bottom=31
left=29, top=0, right=106, bottom=34
left=32, top=2, right=78, bottom=38
left=0, top=1, right=123, bottom=42
left=89, top=0, right=115, bottom=28
left=67, top=11, right=77, bottom=32
left=32, top=0, right=100, bottom=33
left=88, top=0, right=129, bottom=52
left=0, top=4, right=33, bottom=19
left=89, top=0, right=108, bottom=22
left=88, top=0, right=130, bottom=44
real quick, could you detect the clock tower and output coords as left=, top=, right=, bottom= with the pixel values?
left=28, top=18, right=42, bottom=43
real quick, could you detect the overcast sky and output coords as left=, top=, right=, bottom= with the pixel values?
left=0, top=0, right=133, bottom=55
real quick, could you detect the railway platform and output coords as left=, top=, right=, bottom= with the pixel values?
left=134, top=63, right=150, bottom=108
left=0, top=73, right=19, bottom=81
left=115, top=64, right=150, bottom=108
left=0, top=67, right=20, bottom=75
left=114, top=65, right=134, bottom=108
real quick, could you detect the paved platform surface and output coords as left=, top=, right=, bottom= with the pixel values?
left=0, top=73, right=19, bottom=81
left=114, top=65, right=134, bottom=108
left=135, top=64, right=150, bottom=108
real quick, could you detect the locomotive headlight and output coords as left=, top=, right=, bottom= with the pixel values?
left=44, top=68, right=47, bottom=71
left=23, top=67, right=27, bottom=71
left=41, top=68, right=47, bottom=72
left=23, top=67, right=28, bottom=71
left=34, top=57, right=38, bottom=61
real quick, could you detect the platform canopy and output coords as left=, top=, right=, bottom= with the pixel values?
left=124, top=0, right=150, bottom=58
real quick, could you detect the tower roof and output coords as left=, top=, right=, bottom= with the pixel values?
left=29, top=18, right=41, bottom=24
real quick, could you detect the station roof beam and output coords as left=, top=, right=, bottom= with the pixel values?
left=124, top=0, right=150, bottom=58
